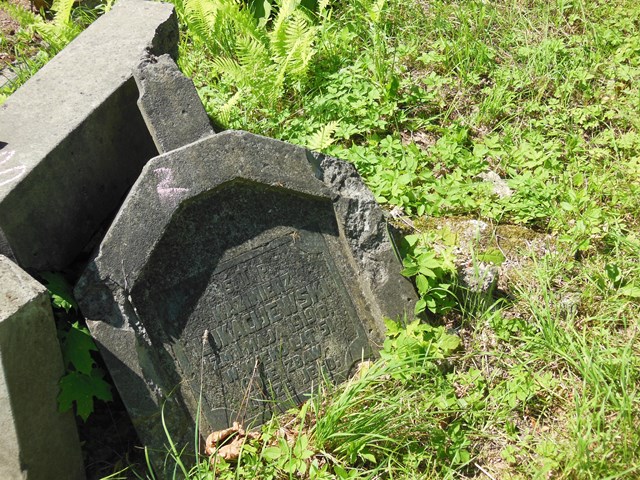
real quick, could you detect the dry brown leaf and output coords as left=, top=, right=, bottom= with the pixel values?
left=205, top=421, right=259, bottom=465
left=215, top=438, right=243, bottom=462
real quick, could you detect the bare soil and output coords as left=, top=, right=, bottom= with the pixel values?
left=0, top=0, right=42, bottom=68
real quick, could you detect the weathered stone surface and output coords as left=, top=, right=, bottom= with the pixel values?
left=477, top=170, right=512, bottom=198
left=76, top=130, right=416, bottom=453
left=134, top=54, right=215, bottom=154
left=0, top=0, right=178, bottom=271
left=0, top=256, right=84, bottom=479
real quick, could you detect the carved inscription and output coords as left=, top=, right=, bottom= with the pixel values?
left=169, top=231, right=368, bottom=425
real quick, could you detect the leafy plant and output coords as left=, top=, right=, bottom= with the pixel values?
left=400, top=233, right=457, bottom=315
left=381, top=318, right=461, bottom=364
left=42, top=273, right=112, bottom=421
left=41, top=271, right=78, bottom=312
left=179, top=0, right=325, bottom=128
left=34, top=0, right=83, bottom=51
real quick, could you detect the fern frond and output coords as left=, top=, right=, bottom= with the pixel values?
left=270, top=0, right=299, bottom=59
left=236, top=35, right=270, bottom=72
left=317, top=0, right=330, bottom=21
left=217, top=89, right=243, bottom=125
left=305, top=121, right=340, bottom=152
left=211, top=55, right=244, bottom=82
left=282, top=12, right=316, bottom=78
left=268, top=6, right=316, bottom=87
left=184, top=0, right=220, bottom=49
left=221, top=0, right=265, bottom=46
left=183, top=0, right=265, bottom=57
left=50, top=0, right=75, bottom=26
left=35, top=20, right=80, bottom=51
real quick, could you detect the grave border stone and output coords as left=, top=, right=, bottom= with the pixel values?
left=0, top=0, right=178, bottom=271
left=0, top=255, right=85, bottom=479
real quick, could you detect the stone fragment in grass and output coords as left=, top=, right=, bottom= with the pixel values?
left=133, top=54, right=216, bottom=154
left=477, top=170, right=513, bottom=198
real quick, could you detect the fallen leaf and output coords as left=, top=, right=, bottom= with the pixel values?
left=205, top=422, right=259, bottom=464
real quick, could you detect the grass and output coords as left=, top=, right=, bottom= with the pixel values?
left=4, top=0, right=640, bottom=478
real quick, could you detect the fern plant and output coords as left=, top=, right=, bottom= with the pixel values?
left=305, top=120, right=339, bottom=151
left=178, top=0, right=324, bottom=127
left=34, top=0, right=83, bottom=52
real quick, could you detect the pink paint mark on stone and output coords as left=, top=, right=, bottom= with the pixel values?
left=154, top=167, right=189, bottom=205
left=0, top=150, right=26, bottom=187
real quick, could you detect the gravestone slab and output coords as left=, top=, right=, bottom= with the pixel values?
left=0, top=256, right=84, bottom=479
left=0, top=0, right=177, bottom=271
left=76, top=131, right=416, bottom=453
left=134, top=54, right=215, bottom=154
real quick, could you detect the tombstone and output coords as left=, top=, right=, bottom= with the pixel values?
left=133, top=54, right=216, bottom=154
left=0, top=255, right=84, bottom=479
left=75, top=131, right=417, bottom=454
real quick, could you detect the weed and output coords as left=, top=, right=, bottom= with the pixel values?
left=41, top=272, right=112, bottom=421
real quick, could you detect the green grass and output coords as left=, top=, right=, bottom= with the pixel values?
left=4, top=0, right=640, bottom=478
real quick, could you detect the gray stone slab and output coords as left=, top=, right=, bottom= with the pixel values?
left=0, top=255, right=84, bottom=479
left=134, top=54, right=215, bottom=154
left=0, top=0, right=178, bottom=271
left=76, top=130, right=416, bottom=454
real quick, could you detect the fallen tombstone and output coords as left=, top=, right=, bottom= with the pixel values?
left=0, top=255, right=84, bottom=479
left=76, top=130, right=417, bottom=455
left=0, top=0, right=177, bottom=271
left=133, top=53, right=216, bottom=154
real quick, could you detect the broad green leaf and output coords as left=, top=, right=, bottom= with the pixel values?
left=577, top=238, right=591, bottom=251
left=414, top=297, right=427, bottom=314
left=619, top=284, right=640, bottom=298
left=293, top=434, right=309, bottom=457
left=477, top=248, right=506, bottom=266
left=606, top=263, right=622, bottom=285
left=403, top=234, right=420, bottom=247
left=58, top=369, right=112, bottom=421
left=426, top=296, right=437, bottom=311
left=417, top=252, right=441, bottom=269
left=63, top=322, right=97, bottom=375
left=572, top=172, right=584, bottom=186
left=415, top=273, right=429, bottom=294
left=437, top=332, right=461, bottom=355
left=421, top=267, right=437, bottom=279
left=262, top=446, right=282, bottom=461
left=383, top=318, right=402, bottom=336
left=401, top=265, right=420, bottom=277
left=41, top=272, right=77, bottom=312
left=333, top=465, right=349, bottom=479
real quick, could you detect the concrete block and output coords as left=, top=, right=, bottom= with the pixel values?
left=0, top=0, right=178, bottom=271
left=0, top=255, right=84, bottom=479
left=134, top=54, right=215, bottom=154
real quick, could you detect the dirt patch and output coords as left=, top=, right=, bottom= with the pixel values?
left=0, top=0, right=43, bottom=68
left=0, top=9, right=21, bottom=66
